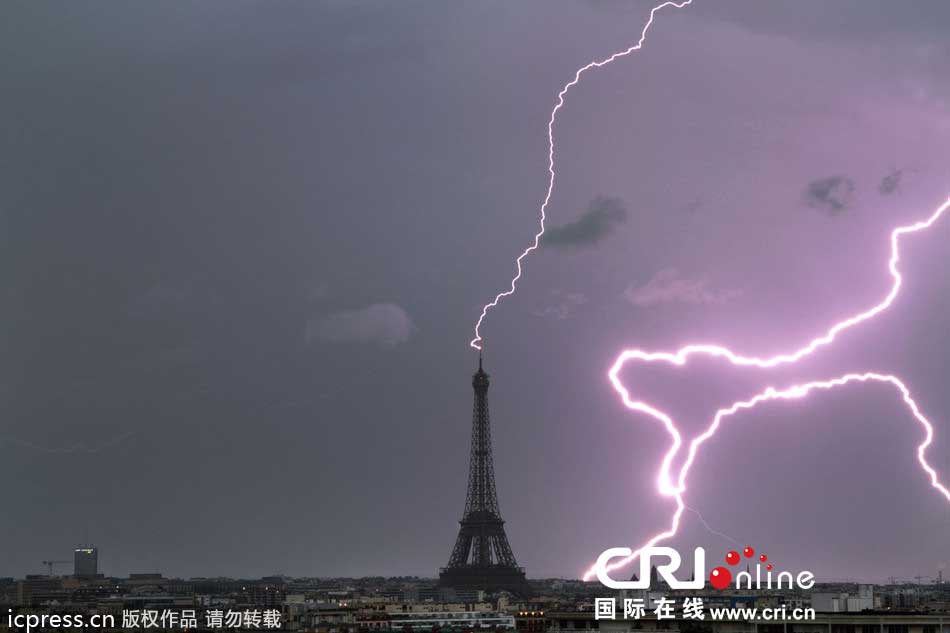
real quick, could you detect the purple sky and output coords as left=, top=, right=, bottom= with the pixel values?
left=2, top=0, right=950, bottom=582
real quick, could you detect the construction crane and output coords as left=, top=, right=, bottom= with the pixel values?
left=41, top=560, right=70, bottom=577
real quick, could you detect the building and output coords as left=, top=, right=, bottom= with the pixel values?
left=74, top=545, right=98, bottom=578
left=516, top=610, right=549, bottom=633
left=812, top=586, right=876, bottom=613
left=16, top=576, right=66, bottom=606
left=387, top=610, right=516, bottom=631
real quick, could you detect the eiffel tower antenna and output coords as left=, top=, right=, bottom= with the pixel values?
left=439, top=357, right=528, bottom=595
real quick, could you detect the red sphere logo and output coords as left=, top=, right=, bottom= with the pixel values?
left=713, top=544, right=773, bottom=589
left=709, top=566, right=732, bottom=590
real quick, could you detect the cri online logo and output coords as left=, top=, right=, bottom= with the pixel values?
left=596, top=545, right=815, bottom=591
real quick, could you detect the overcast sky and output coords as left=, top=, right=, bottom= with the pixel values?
left=2, top=1, right=950, bottom=582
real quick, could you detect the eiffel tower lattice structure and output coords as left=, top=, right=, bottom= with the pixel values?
left=439, top=356, right=528, bottom=595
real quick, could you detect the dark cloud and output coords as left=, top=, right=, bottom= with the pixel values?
left=541, top=196, right=627, bottom=249
left=804, top=176, right=855, bottom=214
left=879, top=169, right=903, bottom=195
left=690, top=0, right=950, bottom=44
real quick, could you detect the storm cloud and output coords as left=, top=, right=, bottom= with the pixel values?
left=879, top=169, right=903, bottom=195
left=541, top=196, right=627, bottom=248
left=805, top=176, right=855, bottom=214
left=306, top=303, right=414, bottom=347
left=5, top=0, right=950, bottom=583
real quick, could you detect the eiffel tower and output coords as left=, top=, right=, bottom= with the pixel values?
left=439, top=355, right=528, bottom=595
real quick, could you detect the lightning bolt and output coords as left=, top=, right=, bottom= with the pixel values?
left=461, top=0, right=950, bottom=582
left=582, top=196, right=950, bottom=582
left=585, top=370, right=950, bottom=580
left=469, top=0, right=693, bottom=351
left=686, top=505, right=740, bottom=546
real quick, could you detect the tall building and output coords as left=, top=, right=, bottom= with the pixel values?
left=74, top=546, right=98, bottom=578
left=439, top=356, right=528, bottom=595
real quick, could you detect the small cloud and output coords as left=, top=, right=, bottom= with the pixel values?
left=541, top=196, right=627, bottom=249
left=624, top=268, right=740, bottom=307
left=804, top=176, right=855, bottom=214
left=532, top=290, right=587, bottom=320
left=306, top=303, right=414, bottom=348
left=879, top=169, right=903, bottom=195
